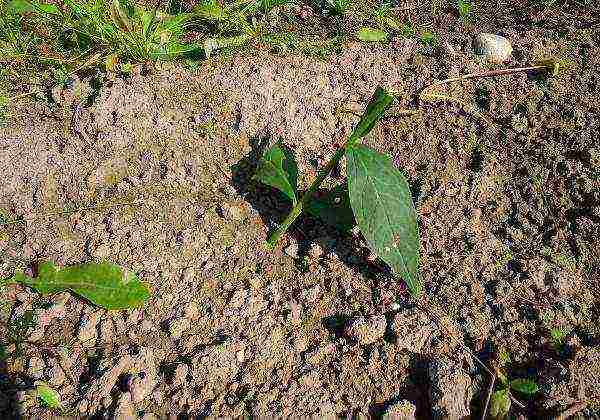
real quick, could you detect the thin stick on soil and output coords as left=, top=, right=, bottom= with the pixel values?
left=420, top=60, right=560, bottom=98
left=481, top=373, right=497, bottom=420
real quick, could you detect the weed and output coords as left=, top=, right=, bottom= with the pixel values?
left=3, top=0, right=199, bottom=75
left=456, top=0, right=472, bottom=22
left=324, top=0, right=351, bottom=16
left=253, top=87, right=422, bottom=296
left=371, top=3, right=401, bottom=31
left=419, top=31, right=437, bottom=47
left=483, top=350, right=539, bottom=419
left=0, top=94, right=7, bottom=126
left=550, top=327, right=567, bottom=352
left=35, top=382, right=61, bottom=409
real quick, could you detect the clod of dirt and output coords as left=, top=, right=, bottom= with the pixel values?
left=344, top=315, right=387, bottom=345
left=570, top=346, right=600, bottom=402
left=77, top=347, right=157, bottom=413
left=284, top=241, right=299, bottom=258
left=112, top=392, right=135, bottom=419
left=428, top=356, right=473, bottom=420
left=25, top=357, right=45, bottom=381
left=168, top=317, right=191, bottom=338
left=391, top=308, right=439, bottom=353
left=172, top=364, right=189, bottom=387
left=538, top=359, right=573, bottom=410
left=382, top=400, right=417, bottom=420
left=77, top=311, right=101, bottom=344
left=473, top=33, right=512, bottom=63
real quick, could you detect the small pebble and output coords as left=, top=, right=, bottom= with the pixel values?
left=344, top=315, right=387, bottom=345
left=473, top=33, right=512, bottom=63
left=284, top=241, right=299, bottom=258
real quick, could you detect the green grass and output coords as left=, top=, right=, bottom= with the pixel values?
left=0, top=0, right=444, bottom=93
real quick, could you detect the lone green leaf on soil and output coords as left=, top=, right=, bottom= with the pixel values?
left=7, top=261, right=150, bottom=310
left=510, top=378, right=539, bottom=394
left=254, top=141, right=299, bottom=204
left=357, top=27, right=388, bottom=42
left=346, top=144, right=421, bottom=296
left=35, top=382, right=61, bottom=409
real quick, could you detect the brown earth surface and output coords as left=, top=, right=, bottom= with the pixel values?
left=1, top=3, right=599, bottom=418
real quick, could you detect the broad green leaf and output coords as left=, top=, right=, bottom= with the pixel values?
left=306, top=184, right=355, bottom=232
left=347, top=86, right=395, bottom=144
left=7, top=261, right=150, bottom=310
left=7, top=0, right=33, bottom=14
left=37, top=2, right=59, bottom=14
left=510, top=378, right=539, bottom=395
left=35, top=382, right=61, bottom=409
left=254, top=142, right=299, bottom=204
left=346, top=144, right=421, bottom=296
left=490, top=389, right=511, bottom=418
left=357, top=27, right=388, bottom=42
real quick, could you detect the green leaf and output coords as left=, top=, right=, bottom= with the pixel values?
left=347, top=86, right=395, bottom=144
left=497, top=370, right=509, bottom=386
left=7, top=261, right=151, bottom=310
left=346, top=144, right=421, bottom=296
left=7, top=0, right=33, bottom=14
left=35, top=382, right=61, bottom=409
left=490, top=389, right=511, bottom=418
left=37, top=2, right=59, bottom=14
left=254, top=142, right=299, bottom=204
left=357, top=27, right=388, bottom=42
left=306, top=184, right=355, bottom=232
left=510, top=378, right=539, bottom=395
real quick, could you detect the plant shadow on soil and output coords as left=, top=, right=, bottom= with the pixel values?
left=0, top=348, right=20, bottom=417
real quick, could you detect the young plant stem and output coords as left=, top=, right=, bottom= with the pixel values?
left=266, top=146, right=345, bottom=247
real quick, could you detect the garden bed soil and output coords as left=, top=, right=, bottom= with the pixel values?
left=1, top=3, right=599, bottom=418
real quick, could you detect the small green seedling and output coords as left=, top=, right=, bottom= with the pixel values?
left=550, top=327, right=567, bottom=351
left=4, top=261, right=150, bottom=310
left=35, top=382, right=61, bottom=409
left=457, top=0, right=473, bottom=21
left=489, top=351, right=539, bottom=419
left=253, top=87, right=422, bottom=296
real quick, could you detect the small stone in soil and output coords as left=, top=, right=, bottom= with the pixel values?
left=473, top=33, right=512, bottom=63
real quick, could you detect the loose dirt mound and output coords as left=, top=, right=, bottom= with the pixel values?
left=1, top=16, right=599, bottom=418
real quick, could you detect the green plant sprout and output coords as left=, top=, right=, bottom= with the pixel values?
left=35, top=382, right=61, bottom=409
left=3, top=261, right=150, bottom=310
left=550, top=327, right=567, bottom=351
left=483, top=350, right=539, bottom=419
left=253, top=87, right=422, bottom=296
left=456, top=0, right=472, bottom=21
